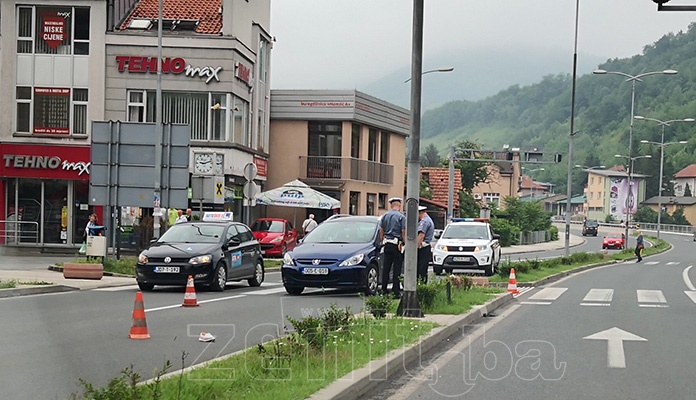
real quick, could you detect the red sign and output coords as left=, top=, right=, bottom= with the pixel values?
left=0, top=144, right=90, bottom=180
left=235, top=62, right=251, bottom=85
left=42, top=16, right=66, bottom=49
left=115, top=56, right=222, bottom=83
left=254, top=157, right=268, bottom=177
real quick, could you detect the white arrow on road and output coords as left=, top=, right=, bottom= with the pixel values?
left=583, top=327, right=647, bottom=368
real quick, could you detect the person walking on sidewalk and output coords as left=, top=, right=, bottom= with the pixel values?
left=379, top=197, right=406, bottom=298
left=634, top=225, right=644, bottom=262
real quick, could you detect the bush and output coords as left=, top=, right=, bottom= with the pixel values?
left=287, top=315, right=325, bottom=349
left=362, top=294, right=393, bottom=319
left=447, top=274, right=473, bottom=290
left=490, top=218, right=520, bottom=246
left=416, top=280, right=441, bottom=311
left=546, top=226, right=559, bottom=241
left=320, top=304, right=353, bottom=331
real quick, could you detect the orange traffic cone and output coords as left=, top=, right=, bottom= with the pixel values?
left=507, top=268, right=519, bottom=295
left=182, top=275, right=199, bottom=307
left=129, top=291, right=150, bottom=340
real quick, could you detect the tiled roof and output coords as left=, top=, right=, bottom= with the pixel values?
left=420, top=167, right=462, bottom=208
left=675, top=164, right=696, bottom=178
left=519, top=175, right=545, bottom=190
left=120, top=0, right=222, bottom=34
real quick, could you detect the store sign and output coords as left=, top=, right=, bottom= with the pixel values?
left=253, top=157, right=267, bottom=177
left=0, top=144, right=90, bottom=180
left=235, top=62, right=251, bottom=86
left=34, top=87, right=70, bottom=134
left=115, top=56, right=222, bottom=84
left=42, top=15, right=66, bottom=49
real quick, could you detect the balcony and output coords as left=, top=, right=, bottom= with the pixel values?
left=299, top=156, right=393, bottom=185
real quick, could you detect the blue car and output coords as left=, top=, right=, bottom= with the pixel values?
left=281, top=215, right=382, bottom=295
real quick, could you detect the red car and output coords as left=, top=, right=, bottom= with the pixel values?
left=250, top=218, right=298, bottom=257
left=602, top=232, right=625, bottom=250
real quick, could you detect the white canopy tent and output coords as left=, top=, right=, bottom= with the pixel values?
left=255, top=180, right=340, bottom=226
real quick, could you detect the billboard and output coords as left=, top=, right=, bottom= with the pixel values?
left=609, top=177, right=637, bottom=221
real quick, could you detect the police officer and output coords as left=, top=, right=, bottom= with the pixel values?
left=417, top=206, right=435, bottom=284
left=379, top=197, right=406, bottom=297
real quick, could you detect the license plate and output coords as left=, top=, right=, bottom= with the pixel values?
left=154, top=266, right=180, bottom=273
left=452, top=256, right=470, bottom=262
left=260, top=250, right=266, bottom=255
left=302, top=267, right=329, bottom=275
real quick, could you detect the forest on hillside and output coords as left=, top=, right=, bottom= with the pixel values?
left=420, top=22, right=696, bottom=198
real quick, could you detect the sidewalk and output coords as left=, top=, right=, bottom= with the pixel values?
left=0, top=234, right=585, bottom=298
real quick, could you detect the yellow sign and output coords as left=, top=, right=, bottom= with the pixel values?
left=61, top=206, right=68, bottom=228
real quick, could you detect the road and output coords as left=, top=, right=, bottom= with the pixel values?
left=367, top=231, right=696, bottom=399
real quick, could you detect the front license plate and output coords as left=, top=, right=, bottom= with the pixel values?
left=154, top=266, right=180, bottom=273
left=452, top=256, right=470, bottom=262
left=302, top=267, right=329, bottom=275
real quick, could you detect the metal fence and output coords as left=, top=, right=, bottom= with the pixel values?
left=0, top=220, right=40, bottom=245
left=518, top=230, right=547, bottom=245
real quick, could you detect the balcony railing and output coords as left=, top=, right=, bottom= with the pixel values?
left=299, top=156, right=394, bottom=185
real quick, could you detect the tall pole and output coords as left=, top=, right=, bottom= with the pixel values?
left=397, top=0, right=423, bottom=318
left=153, top=0, right=163, bottom=237
left=447, top=146, right=454, bottom=224
left=657, top=124, right=665, bottom=239
left=564, top=0, right=580, bottom=257
left=625, top=80, right=636, bottom=242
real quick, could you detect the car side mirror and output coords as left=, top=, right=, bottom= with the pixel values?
left=227, top=238, right=241, bottom=247
left=493, top=233, right=501, bottom=240
left=149, top=237, right=158, bottom=244
left=434, top=231, right=442, bottom=240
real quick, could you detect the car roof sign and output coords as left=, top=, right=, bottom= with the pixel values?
left=202, top=212, right=234, bottom=222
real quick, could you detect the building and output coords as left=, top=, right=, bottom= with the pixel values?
left=267, top=90, right=408, bottom=224
left=0, top=0, right=272, bottom=248
left=673, top=164, right=696, bottom=196
left=581, top=166, right=647, bottom=222
left=641, top=196, right=696, bottom=226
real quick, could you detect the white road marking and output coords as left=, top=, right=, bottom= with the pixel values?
left=519, top=301, right=552, bottom=305
left=684, top=291, right=696, bottom=304
left=636, top=290, right=666, bottom=304
left=145, top=294, right=246, bottom=312
left=528, top=287, right=567, bottom=301
left=512, top=287, right=534, bottom=298
left=580, top=303, right=611, bottom=307
left=683, top=265, right=695, bottom=291
left=94, top=285, right=139, bottom=291
left=248, top=286, right=289, bottom=295
left=583, top=289, right=614, bottom=303
left=583, top=327, right=647, bottom=368
left=638, top=304, right=669, bottom=308
left=645, top=261, right=660, bottom=265
left=666, top=262, right=680, bottom=265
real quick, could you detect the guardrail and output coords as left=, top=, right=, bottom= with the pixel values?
left=0, top=220, right=40, bottom=244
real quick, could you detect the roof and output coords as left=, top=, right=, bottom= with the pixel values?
left=519, top=175, right=546, bottom=190
left=419, top=167, right=463, bottom=207
left=642, top=196, right=696, bottom=206
left=675, top=164, right=696, bottom=178
left=571, top=195, right=586, bottom=204
left=119, top=0, right=223, bottom=34
left=585, top=168, right=647, bottom=179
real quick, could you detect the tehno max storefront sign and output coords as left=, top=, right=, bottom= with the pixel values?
left=115, top=56, right=223, bottom=84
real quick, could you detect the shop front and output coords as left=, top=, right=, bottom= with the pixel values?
left=0, top=143, right=99, bottom=247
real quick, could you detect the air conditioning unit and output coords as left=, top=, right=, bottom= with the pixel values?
left=473, top=193, right=482, bottom=200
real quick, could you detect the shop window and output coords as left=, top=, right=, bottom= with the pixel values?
left=16, top=6, right=90, bottom=55
left=16, top=86, right=88, bottom=135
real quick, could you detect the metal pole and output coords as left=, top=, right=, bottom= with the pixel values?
left=447, top=146, right=454, bottom=224
left=153, top=0, right=163, bottom=238
left=657, top=124, right=665, bottom=239
left=397, top=0, right=424, bottom=318
left=564, top=0, right=580, bottom=257
left=625, top=80, right=636, bottom=242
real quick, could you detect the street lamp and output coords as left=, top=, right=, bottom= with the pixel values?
left=614, top=154, right=652, bottom=239
left=594, top=68, right=676, bottom=242
left=574, top=164, right=606, bottom=170
left=404, top=66, right=454, bottom=83
left=635, top=115, right=693, bottom=239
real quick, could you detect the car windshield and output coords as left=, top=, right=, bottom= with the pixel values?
left=157, top=224, right=224, bottom=244
left=303, top=221, right=377, bottom=244
left=607, top=233, right=623, bottom=238
left=585, top=220, right=598, bottom=227
left=251, top=220, right=284, bottom=233
left=442, top=225, right=489, bottom=240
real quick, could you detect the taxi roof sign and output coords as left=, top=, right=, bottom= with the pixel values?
left=202, top=212, right=234, bottom=222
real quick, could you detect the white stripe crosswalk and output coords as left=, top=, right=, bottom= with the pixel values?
left=518, top=287, right=690, bottom=308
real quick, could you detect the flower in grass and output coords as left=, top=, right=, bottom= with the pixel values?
left=337, top=327, right=342, bottom=332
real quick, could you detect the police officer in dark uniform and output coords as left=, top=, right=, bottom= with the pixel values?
left=417, top=206, right=435, bottom=283
left=379, top=197, right=406, bottom=297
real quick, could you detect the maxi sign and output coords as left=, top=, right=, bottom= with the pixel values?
left=115, top=56, right=222, bottom=84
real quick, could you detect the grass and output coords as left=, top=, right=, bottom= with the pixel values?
left=0, top=280, right=17, bottom=289
left=428, top=285, right=504, bottom=314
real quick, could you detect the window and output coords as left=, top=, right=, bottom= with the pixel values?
left=351, top=123, right=360, bottom=158
left=16, top=86, right=88, bottom=135
left=258, top=38, right=269, bottom=83
left=210, top=93, right=227, bottom=141
left=591, top=177, right=594, bottom=185
left=16, top=87, right=31, bottom=132
left=367, top=193, right=376, bottom=216
left=368, top=128, right=377, bottom=161
left=599, top=177, right=603, bottom=185
left=349, top=191, right=359, bottom=215
left=484, top=193, right=501, bottom=208
left=598, top=191, right=602, bottom=199
left=127, top=90, right=146, bottom=122
left=308, top=121, right=342, bottom=157
left=17, top=6, right=90, bottom=55
left=378, top=193, right=387, bottom=209
left=72, top=89, right=88, bottom=135
left=589, top=192, right=594, bottom=200
left=380, top=131, right=389, bottom=163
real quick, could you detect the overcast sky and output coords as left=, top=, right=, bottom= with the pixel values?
left=270, top=0, right=696, bottom=90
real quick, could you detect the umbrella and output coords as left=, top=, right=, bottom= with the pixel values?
left=255, top=180, right=340, bottom=209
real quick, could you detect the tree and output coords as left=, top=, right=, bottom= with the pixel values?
left=419, top=177, right=433, bottom=199
left=685, top=183, right=692, bottom=197
left=632, top=205, right=657, bottom=224
left=421, top=144, right=441, bottom=167
left=670, top=206, right=691, bottom=225
left=458, top=190, right=480, bottom=218
left=448, top=140, right=491, bottom=192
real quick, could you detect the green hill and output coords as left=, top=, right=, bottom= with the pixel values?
left=421, top=23, right=696, bottom=198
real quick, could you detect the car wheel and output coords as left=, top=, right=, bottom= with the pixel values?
left=248, top=261, right=264, bottom=287
left=363, top=264, right=379, bottom=296
left=485, top=262, right=495, bottom=277
left=137, top=281, right=154, bottom=291
left=285, top=286, right=304, bottom=295
left=433, top=266, right=444, bottom=275
left=210, top=262, right=227, bottom=292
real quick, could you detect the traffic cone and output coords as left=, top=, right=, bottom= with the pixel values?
left=507, top=268, right=519, bottom=295
left=129, top=291, right=150, bottom=340
left=182, top=275, right=200, bottom=307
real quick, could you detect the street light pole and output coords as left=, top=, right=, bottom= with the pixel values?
left=447, top=146, right=454, bottom=224
left=636, top=116, right=693, bottom=239
left=615, top=154, right=652, bottom=237
left=404, top=67, right=454, bottom=83
left=593, top=68, right=677, bottom=241
left=565, top=0, right=580, bottom=257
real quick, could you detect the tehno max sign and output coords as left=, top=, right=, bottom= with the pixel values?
left=116, top=56, right=223, bottom=84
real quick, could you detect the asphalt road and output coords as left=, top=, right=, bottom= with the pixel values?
left=0, top=271, right=368, bottom=400
left=367, top=231, right=696, bottom=399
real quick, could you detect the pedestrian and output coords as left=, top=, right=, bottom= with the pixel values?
left=379, top=197, right=406, bottom=298
left=634, top=225, right=644, bottom=262
left=175, top=209, right=188, bottom=224
left=416, top=206, right=435, bottom=284
left=167, top=207, right=178, bottom=227
left=185, top=208, right=193, bottom=221
left=85, top=213, right=103, bottom=237
left=302, top=213, right=318, bottom=236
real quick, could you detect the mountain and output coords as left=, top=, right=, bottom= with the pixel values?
left=362, top=46, right=605, bottom=110
left=418, top=23, right=696, bottom=199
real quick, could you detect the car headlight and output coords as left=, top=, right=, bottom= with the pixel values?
left=435, top=244, right=447, bottom=251
left=138, top=253, right=148, bottom=264
left=270, top=236, right=283, bottom=243
left=474, top=245, right=488, bottom=252
left=188, top=254, right=212, bottom=265
left=283, top=252, right=295, bottom=266
left=339, top=253, right=365, bottom=267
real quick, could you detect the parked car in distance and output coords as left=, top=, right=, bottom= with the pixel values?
left=602, top=232, right=625, bottom=250
left=135, top=212, right=264, bottom=292
left=250, top=218, right=298, bottom=257
left=281, top=215, right=382, bottom=295
left=582, top=219, right=599, bottom=236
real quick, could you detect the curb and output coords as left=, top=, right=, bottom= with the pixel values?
left=308, top=292, right=514, bottom=400
left=0, top=285, right=77, bottom=298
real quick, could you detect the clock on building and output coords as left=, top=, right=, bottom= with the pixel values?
left=215, top=153, right=224, bottom=175
left=194, top=153, right=213, bottom=174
